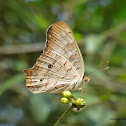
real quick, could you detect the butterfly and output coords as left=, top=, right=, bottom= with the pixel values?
left=24, top=21, right=91, bottom=93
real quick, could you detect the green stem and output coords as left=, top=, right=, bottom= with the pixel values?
left=54, top=105, right=74, bottom=126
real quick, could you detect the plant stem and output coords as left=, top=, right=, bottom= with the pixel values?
left=54, top=105, right=74, bottom=126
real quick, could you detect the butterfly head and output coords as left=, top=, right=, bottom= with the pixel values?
left=83, top=75, right=91, bottom=84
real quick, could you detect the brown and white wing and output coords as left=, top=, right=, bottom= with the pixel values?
left=45, top=21, right=84, bottom=79
left=24, top=51, right=79, bottom=93
left=24, top=21, right=84, bottom=93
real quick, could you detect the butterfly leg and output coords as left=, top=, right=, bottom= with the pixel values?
left=80, top=88, right=87, bottom=100
left=83, top=89, right=87, bottom=100
left=80, top=88, right=84, bottom=98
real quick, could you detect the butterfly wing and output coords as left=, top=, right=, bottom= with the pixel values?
left=24, top=51, right=80, bottom=93
left=24, top=21, right=84, bottom=93
left=45, top=21, right=84, bottom=80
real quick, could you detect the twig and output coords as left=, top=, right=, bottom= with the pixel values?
left=102, top=20, right=126, bottom=39
left=0, top=42, right=44, bottom=55
left=54, top=105, right=74, bottom=126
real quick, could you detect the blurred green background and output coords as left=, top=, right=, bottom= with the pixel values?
left=0, top=0, right=126, bottom=126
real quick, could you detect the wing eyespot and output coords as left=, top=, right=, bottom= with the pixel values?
left=40, top=79, right=43, bottom=81
left=48, top=64, right=52, bottom=68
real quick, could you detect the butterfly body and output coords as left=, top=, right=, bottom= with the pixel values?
left=24, top=21, right=89, bottom=93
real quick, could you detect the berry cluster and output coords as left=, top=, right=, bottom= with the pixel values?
left=61, top=91, right=86, bottom=110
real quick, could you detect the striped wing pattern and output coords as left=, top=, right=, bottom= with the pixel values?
left=24, top=21, right=84, bottom=93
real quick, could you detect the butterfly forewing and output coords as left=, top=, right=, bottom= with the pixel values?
left=45, top=22, right=84, bottom=79
left=24, top=21, right=84, bottom=93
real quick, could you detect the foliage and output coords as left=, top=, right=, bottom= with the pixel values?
left=0, top=0, right=126, bottom=126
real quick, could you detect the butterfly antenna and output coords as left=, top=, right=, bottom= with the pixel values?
left=88, top=61, right=109, bottom=76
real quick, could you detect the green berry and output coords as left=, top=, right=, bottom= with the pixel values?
left=62, top=91, right=72, bottom=99
left=75, top=98, right=86, bottom=108
left=61, top=97, right=69, bottom=104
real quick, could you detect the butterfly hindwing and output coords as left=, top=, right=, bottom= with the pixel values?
left=24, top=51, right=79, bottom=93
